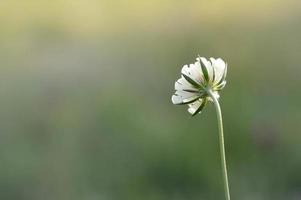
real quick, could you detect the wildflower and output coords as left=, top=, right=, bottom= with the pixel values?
left=171, top=56, right=231, bottom=200
left=171, top=56, right=227, bottom=116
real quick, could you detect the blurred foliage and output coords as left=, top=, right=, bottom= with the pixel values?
left=0, top=0, right=301, bottom=199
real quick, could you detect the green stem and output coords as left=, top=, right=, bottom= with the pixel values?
left=208, top=90, right=231, bottom=200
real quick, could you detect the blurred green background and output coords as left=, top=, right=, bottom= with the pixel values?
left=1, top=0, right=301, bottom=199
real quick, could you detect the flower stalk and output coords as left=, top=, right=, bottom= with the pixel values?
left=171, top=56, right=231, bottom=199
left=208, top=89, right=231, bottom=200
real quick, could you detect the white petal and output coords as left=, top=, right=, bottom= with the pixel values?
left=181, top=64, right=203, bottom=85
left=175, top=90, right=198, bottom=99
left=192, top=61, right=205, bottom=83
left=171, top=90, right=200, bottom=105
left=171, top=95, right=182, bottom=104
left=177, top=77, right=190, bottom=86
left=188, top=99, right=203, bottom=115
left=174, top=77, right=198, bottom=91
left=181, top=64, right=190, bottom=75
left=210, top=57, right=226, bottom=84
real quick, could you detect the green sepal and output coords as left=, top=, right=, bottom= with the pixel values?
left=183, top=89, right=200, bottom=93
left=192, top=99, right=207, bottom=116
left=182, top=73, right=201, bottom=88
left=214, top=81, right=226, bottom=91
left=211, top=62, right=216, bottom=84
left=199, top=59, right=209, bottom=83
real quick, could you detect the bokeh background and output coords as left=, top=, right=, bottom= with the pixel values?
left=1, top=0, right=301, bottom=199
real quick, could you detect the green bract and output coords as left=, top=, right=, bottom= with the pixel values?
left=172, top=56, right=227, bottom=116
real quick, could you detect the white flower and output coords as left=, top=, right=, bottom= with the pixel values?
left=171, top=56, right=227, bottom=116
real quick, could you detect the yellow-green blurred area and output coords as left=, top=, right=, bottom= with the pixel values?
left=1, top=0, right=301, bottom=199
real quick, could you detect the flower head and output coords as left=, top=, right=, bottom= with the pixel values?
left=171, top=56, right=227, bottom=116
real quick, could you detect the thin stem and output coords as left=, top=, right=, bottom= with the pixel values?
left=208, top=90, right=231, bottom=200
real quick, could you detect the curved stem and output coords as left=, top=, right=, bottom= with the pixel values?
left=208, top=90, right=231, bottom=200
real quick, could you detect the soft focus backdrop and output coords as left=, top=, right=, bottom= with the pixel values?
left=1, top=0, right=301, bottom=199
